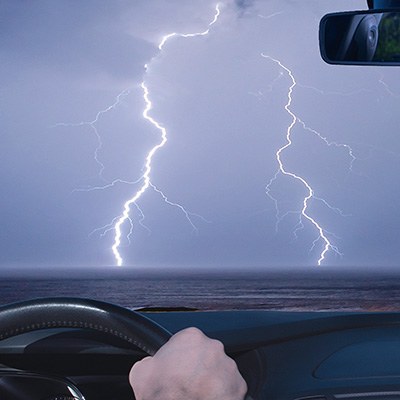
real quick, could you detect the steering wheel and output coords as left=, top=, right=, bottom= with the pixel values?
left=0, top=297, right=172, bottom=355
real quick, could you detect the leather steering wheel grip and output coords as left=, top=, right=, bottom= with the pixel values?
left=0, top=297, right=172, bottom=355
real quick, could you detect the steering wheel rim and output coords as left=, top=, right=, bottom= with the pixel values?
left=0, top=297, right=172, bottom=356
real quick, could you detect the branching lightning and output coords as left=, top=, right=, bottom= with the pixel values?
left=54, top=6, right=220, bottom=267
left=378, top=73, right=400, bottom=98
left=262, top=53, right=353, bottom=265
left=54, top=89, right=131, bottom=181
left=110, top=81, right=166, bottom=266
left=298, top=119, right=356, bottom=172
left=150, top=183, right=209, bottom=235
left=111, top=4, right=221, bottom=266
left=55, top=3, right=359, bottom=268
left=258, top=11, right=284, bottom=20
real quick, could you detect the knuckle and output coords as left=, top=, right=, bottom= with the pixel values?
left=210, top=338, right=225, bottom=352
left=177, top=327, right=208, bottom=345
left=184, top=326, right=203, bottom=335
left=168, top=327, right=208, bottom=348
left=225, top=356, right=237, bottom=369
left=131, top=356, right=151, bottom=371
left=178, top=326, right=206, bottom=341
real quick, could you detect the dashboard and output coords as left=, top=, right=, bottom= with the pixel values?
left=1, top=309, right=400, bottom=399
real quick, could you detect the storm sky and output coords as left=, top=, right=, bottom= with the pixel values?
left=2, top=0, right=400, bottom=270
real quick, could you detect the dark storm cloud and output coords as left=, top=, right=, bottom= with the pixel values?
left=233, top=0, right=256, bottom=17
left=235, top=0, right=255, bottom=10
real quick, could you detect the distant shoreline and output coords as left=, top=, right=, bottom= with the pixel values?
left=0, top=265, right=400, bottom=279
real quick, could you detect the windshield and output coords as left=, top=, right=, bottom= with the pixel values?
left=1, top=0, right=400, bottom=311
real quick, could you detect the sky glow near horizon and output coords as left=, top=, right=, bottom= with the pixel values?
left=2, top=0, right=400, bottom=269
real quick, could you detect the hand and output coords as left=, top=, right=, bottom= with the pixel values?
left=129, top=327, right=248, bottom=400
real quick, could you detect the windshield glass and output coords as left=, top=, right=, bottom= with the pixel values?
left=2, top=0, right=400, bottom=311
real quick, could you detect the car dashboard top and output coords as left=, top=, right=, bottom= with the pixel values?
left=1, top=310, right=400, bottom=400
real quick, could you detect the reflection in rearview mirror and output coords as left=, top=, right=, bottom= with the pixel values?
left=320, top=11, right=400, bottom=65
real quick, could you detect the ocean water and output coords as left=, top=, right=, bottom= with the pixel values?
left=1, top=267, right=400, bottom=312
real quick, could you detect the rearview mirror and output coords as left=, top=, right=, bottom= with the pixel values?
left=320, top=10, right=400, bottom=65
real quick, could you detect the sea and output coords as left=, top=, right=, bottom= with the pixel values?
left=1, top=267, right=400, bottom=312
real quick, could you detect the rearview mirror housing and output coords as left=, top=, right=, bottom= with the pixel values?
left=320, top=10, right=400, bottom=65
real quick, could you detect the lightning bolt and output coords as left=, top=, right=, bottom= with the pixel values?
left=258, top=11, right=284, bottom=20
left=158, top=5, right=221, bottom=50
left=378, top=73, right=400, bottom=98
left=262, top=54, right=350, bottom=266
left=111, top=4, right=221, bottom=266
